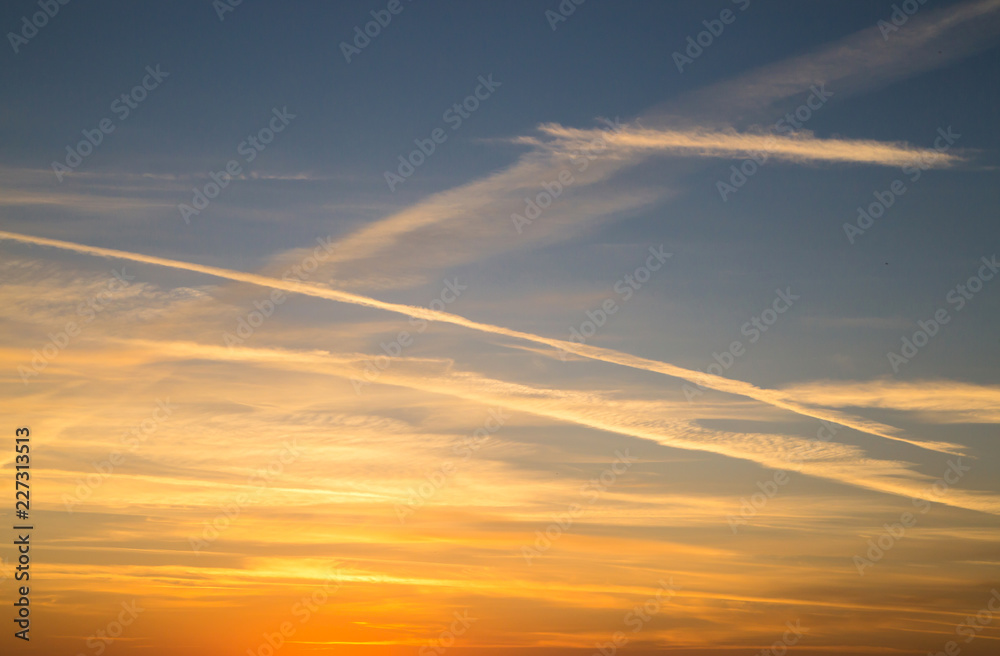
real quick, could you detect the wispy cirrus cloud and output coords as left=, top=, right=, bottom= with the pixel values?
left=81, top=337, right=1000, bottom=517
left=257, top=0, right=1000, bottom=296
left=657, top=0, right=1000, bottom=121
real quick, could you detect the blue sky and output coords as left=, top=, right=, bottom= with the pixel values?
left=2, top=1, right=1000, bottom=654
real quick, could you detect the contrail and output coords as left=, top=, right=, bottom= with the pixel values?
left=0, top=229, right=962, bottom=455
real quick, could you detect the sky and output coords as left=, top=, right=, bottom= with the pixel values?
left=1, top=1, right=1000, bottom=655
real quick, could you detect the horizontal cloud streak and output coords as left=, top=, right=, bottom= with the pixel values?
left=782, top=379, right=1000, bottom=424
left=108, top=338, right=1000, bottom=517
left=528, top=123, right=963, bottom=168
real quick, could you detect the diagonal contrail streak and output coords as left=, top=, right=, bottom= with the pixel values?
left=0, top=229, right=963, bottom=455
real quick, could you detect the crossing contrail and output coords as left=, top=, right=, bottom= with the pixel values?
left=0, top=229, right=963, bottom=455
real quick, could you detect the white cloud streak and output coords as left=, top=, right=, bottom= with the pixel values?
left=0, top=229, right=962, bottom=455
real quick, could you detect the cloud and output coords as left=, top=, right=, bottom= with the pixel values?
left=1, top=228, right=964, bottom=456
left=0, top=190, right=174, bottom=213
left=83, top=337, right=1000, bottom=517
left=259, top=133, right=663, bottom=290
left=530, top=123, right=963, bottom=168
left=267, top=116, right=960, bottom=292
left=781, top=379, right=1000, bottom=424
left=255, top=1, right=1000, bottom=294
left=655, top=0, right=1000, bottom=121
